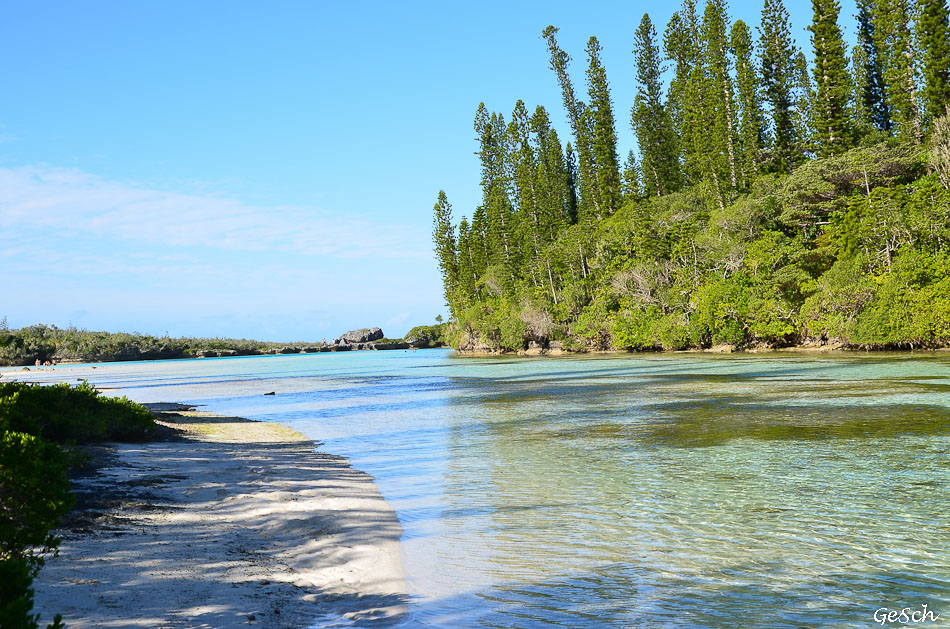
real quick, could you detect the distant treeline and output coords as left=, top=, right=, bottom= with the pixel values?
left=432, top=0, right=950, bottom=352
left=0, top=323, right=447, bottom=366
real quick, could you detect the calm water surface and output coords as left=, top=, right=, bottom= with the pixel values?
left=18, top=350, right=950, bottom=627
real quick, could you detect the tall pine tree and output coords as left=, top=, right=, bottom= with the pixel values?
left=917, top=0, right=950, bottom=125
left=633, top=13, right=681, bottom=197
left=664, top=1, right=705, bottom=183
left=456, top=218, right=479, bottom=302
left=870, top=0, right=923, bottom=142
left=585, top=36, right=622, bottom=217
left=701, top=0, right=739, bottom=197
left=475, top=105, right=518, bottom=286
left=432, top=191, right=459, bottom=315
left=731, top=19, right=765, bottom=185
left=508, top=100, right=542, bottom=289
left=759, top=0, right=805, bottom=172
left=622, top=150, right=642, bottom=202
left=564, top=143, right=580, bottom=224
left=855, top=0, right=892, bottom=133
left=808, top=0, right=853, bottom=155
left=542, top=26, right=600, bottom=220
left=529, top=106, right=572, bottom=236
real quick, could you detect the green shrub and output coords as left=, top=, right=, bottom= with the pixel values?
left=404, top=324, right=447, bottom=347
left=611, top=304, right=662, bottom=350
left=851, top=249, right=950, bottom=347
left=0, top=431, right=71, bottom=629
left=0, top=382, right=156, bottom=628
left=0, top=432, right=73, bottom=570
left=800, top=255, right=876, bottom=342
left=690, top=276, right=752, bottom=346
left=0, top=382, right=155, bottom=443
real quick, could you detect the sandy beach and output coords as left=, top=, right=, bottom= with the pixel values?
left=31, top=404, right=408, bottom=628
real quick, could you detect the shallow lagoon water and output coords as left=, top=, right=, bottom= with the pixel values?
left=20, top=350, right=950, bottom=627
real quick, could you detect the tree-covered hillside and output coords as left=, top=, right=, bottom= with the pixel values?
left=433, top=0, right=950, bottom=352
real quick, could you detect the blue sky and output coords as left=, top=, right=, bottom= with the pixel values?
left=0, top=1, right=857, bottom=340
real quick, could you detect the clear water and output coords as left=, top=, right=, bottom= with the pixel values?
left=15, top=350, right=950, bottom=627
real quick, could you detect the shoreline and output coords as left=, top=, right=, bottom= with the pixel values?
left=31, top=404, right=408, bottom=628
left=454, top=343, right=950, bottom=356
left=450, top=342, right=950, bottom=356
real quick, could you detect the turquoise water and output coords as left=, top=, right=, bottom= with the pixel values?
left=14, top=350, right=950, bottom=627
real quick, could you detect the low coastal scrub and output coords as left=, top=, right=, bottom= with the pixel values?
left=0, top=383, right=156, bottom=627
left=0, top=323, right=448, bottom=366
left=0, top=324, right=286, bottom=366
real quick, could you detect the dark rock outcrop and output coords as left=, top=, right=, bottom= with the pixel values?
left=340, top=328, right=384, bottom=344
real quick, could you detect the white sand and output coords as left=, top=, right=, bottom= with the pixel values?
left=32, top=407, right=408, bottom=628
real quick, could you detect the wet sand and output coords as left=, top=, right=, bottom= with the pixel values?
left=32, top=405, right=408, bottom=628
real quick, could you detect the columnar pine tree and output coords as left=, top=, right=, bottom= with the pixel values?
left=701, top=0, right=739, bottom=195
left=633, top=13, right=681, bottom=197
left=664, top=1, right=705, bottom=183
left=585, top=36, right=622, bottom=217
left=917, top=0, right=950, bottom=125
left=855, top=0, right=892, bottom=132
left=731, top=19, right=765, bottom=185
left=432, top=191, right=459, bottom=315
left=870, top=0, right=923, bottom=142
left=808, top=0, right=853, bottom=155
left=542, top=26, right=600, bottom=219
left=564, top=143, right=580, bottom=224
left=794, top=51, right=816, bottom=156
left=456, top=218, right=479, bottom=301
left=545, top=129, right=573, bottom=230
left=475, top=105, right=518, bottom=285
left=529, top=106, right=572, bottom=236
left=508, top=100, right=541, bottom=288
left=759, top=0, right=805, bottom=172
left=622, top=150, right=642, bottom=202
left=664, top=11, right=689, bottom=141
left=469, top=205, right=489, bottom=277
left=850, top=42, right=874, bottom=136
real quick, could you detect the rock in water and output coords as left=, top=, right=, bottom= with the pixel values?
left=340, top=327, right=384, bottom=344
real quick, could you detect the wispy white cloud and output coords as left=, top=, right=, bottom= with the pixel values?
left=0, top=164, right=444, bottom=339
left=0, top=165, right=428, bottom=260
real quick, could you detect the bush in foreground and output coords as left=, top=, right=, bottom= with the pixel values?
left=0, top=382, right=155, bottom=628
left=0, top=381, right=155, bottom=443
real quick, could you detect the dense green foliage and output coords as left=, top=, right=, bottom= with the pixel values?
left=0, top=383, right=158, bottom=627
left=404, top=324, right=448, bottom=347
left=434, top=1, right=950, bottom=353
left=0, top=382, right=155, bottom=443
